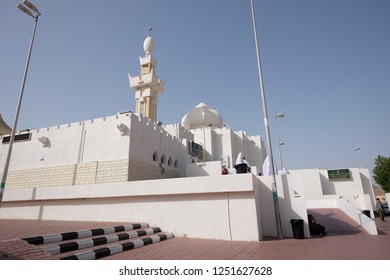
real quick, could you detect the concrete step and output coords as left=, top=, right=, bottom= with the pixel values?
left=22, top=222, right=174, bottom=260
left=59, top=232, right=174, bottom=260
left=23, top=222, right=149, bottom=245
left=41, top=227, right=162, bottom=255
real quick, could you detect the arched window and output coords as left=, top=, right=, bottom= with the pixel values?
left=153, top=151, right=159, bottom=162
left=160, top=154, right=166, bottom=164
left=174, top=159, right=179, bottom=168
left=168, top=157, right=173, bottom=166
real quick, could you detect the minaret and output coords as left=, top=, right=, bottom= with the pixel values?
left=129, top=30, right=164, bottom=122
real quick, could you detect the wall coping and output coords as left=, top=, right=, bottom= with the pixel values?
left=3, top=174, right=256, bottom=202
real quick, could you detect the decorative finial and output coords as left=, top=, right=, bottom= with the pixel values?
left=148, top=27, right=152, bottom=37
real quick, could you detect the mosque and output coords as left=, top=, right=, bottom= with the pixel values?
left=0, top=34, right=379, bottom=241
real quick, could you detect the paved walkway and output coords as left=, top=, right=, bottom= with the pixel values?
left=0, top=216, right=389, bottom=260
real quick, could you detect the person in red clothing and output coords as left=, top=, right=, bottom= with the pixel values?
left=221, top=165, right=228, bottom=175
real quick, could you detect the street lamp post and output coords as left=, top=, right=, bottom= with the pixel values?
left=0, top=0, right=41, bottom=208
left=276, top=113, right=285, bottom=170
left=250, top=0, right=283, bottom=238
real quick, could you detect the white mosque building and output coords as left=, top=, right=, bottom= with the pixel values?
left=0, top=34, right=379, bottom=241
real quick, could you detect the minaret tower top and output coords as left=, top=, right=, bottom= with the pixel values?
left=143, top=28, right=155, bottom=55
left=129, top=29, right=164, bottom=123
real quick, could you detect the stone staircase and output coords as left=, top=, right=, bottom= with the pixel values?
left=22, top=222, right=174, bottom=260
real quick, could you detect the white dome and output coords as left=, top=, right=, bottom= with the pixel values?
left=181, top=103, right=223, bottom=129
left=143, top=36, right=155, bottom=54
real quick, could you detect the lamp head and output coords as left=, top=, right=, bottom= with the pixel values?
left=23, top=0, right=40, bottom=14
left=17, top=3, right=33, bottom=17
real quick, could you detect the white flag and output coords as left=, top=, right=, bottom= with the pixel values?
left=262, top=155, right=278, bottom=176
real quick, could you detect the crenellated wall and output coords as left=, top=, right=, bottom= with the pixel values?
left=127, top=113, right=182, bottom=173
left=0, top=112, right=180, bottom=189
left=0, top=111, right=265, bottom=189
left=190, top=126, right=266, bottom=171
left=0, top=114, right=132, bottom=171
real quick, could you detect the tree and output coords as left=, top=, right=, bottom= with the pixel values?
left=373, top=155, right=390, bottom=192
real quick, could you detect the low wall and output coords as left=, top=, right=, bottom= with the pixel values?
left=1, top=171, right=377, bottom=240
left=0, top=174, right=262, bottom=241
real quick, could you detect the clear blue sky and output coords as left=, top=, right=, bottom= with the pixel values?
left=1, top=0, right=389, bottom=177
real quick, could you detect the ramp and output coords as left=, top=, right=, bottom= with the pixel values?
left=307, top=208, right=368, bottom=235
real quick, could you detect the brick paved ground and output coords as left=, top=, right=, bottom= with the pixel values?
left=105, top=218, right=390, bottom=260
left=0, top=216, right=389, bottom=260
left=0, top=220, right=123, bottom=260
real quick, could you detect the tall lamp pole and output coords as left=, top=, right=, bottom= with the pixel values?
left=276, top=113, right=285, bottom=170
left=0, top=0, right=41, bottom=208
left=250, top=0, right=283, bottom=238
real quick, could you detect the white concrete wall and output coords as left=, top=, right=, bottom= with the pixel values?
left=185, top=161, right=259, bottom=177
left=288, top=168, right=375, bottom=213
left=162, top=124, right=195, bottom=177
left=0, top=169, right=378, bottom=239
left=0, top=114, right=132, bottom=170
left=0, top=113, right=182, bottom=188
left=247, top=135, right=267, bottom=175
left=288, top=169, right=323, bottom=198
left=258, top=174, right=310, bottom=238
left=0, top=174, right=262, bottom=241
left=81, top=115, right=131, bottom=162
left=186, top=161, right=222, bottom=177
left=4, top=115, right=267, bottom=182
left=258, top=168, right=377, bottom=238
left=211, top=129, right=227, bottom=165
left=281, top=174, right=311, bottom=237
left=190, top=127, right=266, bottom=174
left=128, top=113, right=181, bottom=174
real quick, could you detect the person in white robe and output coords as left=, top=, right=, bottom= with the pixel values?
left=235, top=153, right=250, bottom=173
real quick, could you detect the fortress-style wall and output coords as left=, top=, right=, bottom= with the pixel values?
left=0, top=112, right=180, bottom=189
left=0, top=114, right=132, bottom=171
left=127, top=113, right=181, bottom=177
left=213, top=128, right=266, bottom=171
left=0, top=111, right=264, bottom=189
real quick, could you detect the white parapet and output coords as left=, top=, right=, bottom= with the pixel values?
left=1, top=174, right=263, bottom=241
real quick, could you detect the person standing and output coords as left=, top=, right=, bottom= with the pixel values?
left=242, top=156, right=251, bottom=173
left=376, top=198, right=385, bottom=222
left=234, top=153, right=248, bottom=174
left=221, top=164, right=228, bottom=175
